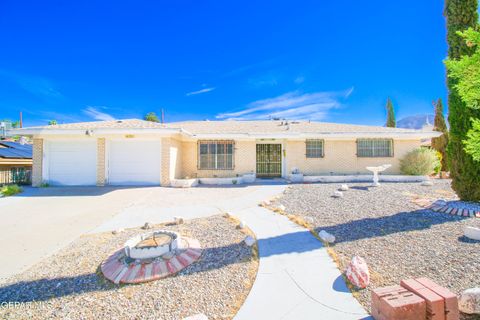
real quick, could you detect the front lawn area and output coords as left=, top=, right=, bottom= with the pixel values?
left=0, top=215, right=258, bottom=320
left=273, top=180, right=480, bottom=319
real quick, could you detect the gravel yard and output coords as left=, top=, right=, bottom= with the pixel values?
left=0, top=215, right=258, bottom=320
left=273, top=179, right=480, bottom=318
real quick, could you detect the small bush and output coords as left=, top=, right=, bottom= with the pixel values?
left=433, top=150, right=443, bottom=175
left=1, top=184, right=23, bottom=197
left=400, top=148, right=441, bottom=176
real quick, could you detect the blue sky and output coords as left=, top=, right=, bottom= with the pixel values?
left=0, top=1, right=449, bottom=126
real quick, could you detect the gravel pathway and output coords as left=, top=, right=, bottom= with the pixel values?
left=273, top=180, right=480, bottom=319
left=0, top=215, right=258, bottom=320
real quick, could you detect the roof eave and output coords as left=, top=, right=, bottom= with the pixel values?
left=189, top=131, right=443, bottom=140
left=10, top=127, right=183, bottom=136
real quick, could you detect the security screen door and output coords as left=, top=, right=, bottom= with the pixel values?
left=256, top=144, right=282, bottom=177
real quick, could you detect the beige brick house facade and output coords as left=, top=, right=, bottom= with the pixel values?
left=17, top=119, right=440, bottom=187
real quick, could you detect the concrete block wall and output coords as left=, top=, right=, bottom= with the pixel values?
left=285, top=139, right=423, bottom=175
left=181, top=140, right=256, bottom=178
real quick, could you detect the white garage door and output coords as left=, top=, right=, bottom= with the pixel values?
left=108, top=140, right=161, bottom=186
left=47, top=140, right=97, bottom=186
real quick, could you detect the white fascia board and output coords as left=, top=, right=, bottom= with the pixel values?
left=188, top=131, right=442, bottom=140
left=10, top=127, right=182, bottom=136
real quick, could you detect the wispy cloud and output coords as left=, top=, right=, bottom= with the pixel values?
left=294, top=76, right=305, bottom=84
left=83, top=106, right=115, bottom=121
left=216, top=87, right=354, bottom=121
left=0, top=69, right=62, bottom=99
left=248, top=74, right=278, bottom=87
left=186, top=87, right=216, bottom=96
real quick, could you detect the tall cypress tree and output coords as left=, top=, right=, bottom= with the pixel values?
left=444, top=0, right=480, bottom=200
left=431, top=98, right=449, bottom=171
left=385, top=98, right=396, bottom=128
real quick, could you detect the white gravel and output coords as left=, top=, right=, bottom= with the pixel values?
left=0, top=215, right=258, bottom=320
left=274, top=180, right=480, bottom=319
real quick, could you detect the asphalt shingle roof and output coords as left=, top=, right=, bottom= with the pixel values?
left=165, top=120, right=420, bottom=134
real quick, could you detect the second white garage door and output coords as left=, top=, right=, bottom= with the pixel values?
left=107, top=140, right=162, bottom=186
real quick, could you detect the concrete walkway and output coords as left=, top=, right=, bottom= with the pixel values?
left=93, top=183, right=286, bottom=232
left=232, top=206, right=370, bottom=320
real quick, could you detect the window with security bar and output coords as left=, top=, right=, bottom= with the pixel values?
left=306, top=139, right=324, bottom=158
left=198, top=140, right=234, bottom=170
left=356, top=139, right=393, bottom=157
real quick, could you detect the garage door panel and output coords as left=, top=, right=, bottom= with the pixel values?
left=47, top=140, right=97, bottom=186
left=108, top=140, right=161, bottom=186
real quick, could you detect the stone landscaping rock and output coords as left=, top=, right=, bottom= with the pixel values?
left=112, top=228, right=124, bottom=235
left=345, top=256, right=370, bottom=289
left=464, top=226, right=480, bottom=241
left=277, top=204, right=286, bottom=211
left=459, top=288, right=480, bottom=314
left=244, top=236, right=256, bottom=247
left=340, top=184, right=349, bottom=191
left=318, top=230, right=335, bottom=243
left=421, top=180, right=434, bottom=186
left=333, top=191, right=344, bottom=198
left=174, top=216, right=185, bottom=224
left=238, top=221, right=246, bottom=229
left=142, top=222, right=153, bottom=230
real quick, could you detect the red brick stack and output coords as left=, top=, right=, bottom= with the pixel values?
left=371, top=278, right=459, bottom=320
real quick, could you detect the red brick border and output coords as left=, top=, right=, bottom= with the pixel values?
left=101, top=237, right=202, bottom=284
left=428, top=203, right=480, bottom=218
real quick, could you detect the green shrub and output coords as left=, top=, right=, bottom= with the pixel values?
left=1, top=184, right=23, bottom=196
left=400, top=148, right=441, bottom=176
left=433, top=150, right=443, bottom=175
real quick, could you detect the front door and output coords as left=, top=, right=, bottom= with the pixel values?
left=256, top=144, right=282, bottom=178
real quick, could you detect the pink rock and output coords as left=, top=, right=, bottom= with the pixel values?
left=345, top=256, right=370, bottom=289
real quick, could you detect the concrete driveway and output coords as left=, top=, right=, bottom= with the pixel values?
left=0, top=183, right=285, bottom=282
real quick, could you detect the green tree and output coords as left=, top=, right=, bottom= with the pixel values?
left=144, top=112, right=160, bottom=123
left=385, top=98, right=396, bottom=127
left=464, top=118, right=480, bottom=162
left=444, top=0, right=480, bottom=201
left=445, top=27, right=480, bottom=109
left=431, top=98, right=449, bottom=171
left=48, top=120, right=57, bottom=125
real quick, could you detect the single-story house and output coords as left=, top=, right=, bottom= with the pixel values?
left=12, top=119, right=441, bottom=187
left=0, top=140, right=33, bottom=185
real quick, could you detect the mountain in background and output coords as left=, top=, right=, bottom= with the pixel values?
left=397, top=114, right=434, bottom=129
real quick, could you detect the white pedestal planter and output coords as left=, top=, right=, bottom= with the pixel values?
left=171, top=178, right=198, bottom=188
left=288, top=173, right=304, bottom=183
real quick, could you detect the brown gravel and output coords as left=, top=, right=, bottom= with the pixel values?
left=0, top=215, right=258, bottom=320
left=273, top=179, right=480, bottom=319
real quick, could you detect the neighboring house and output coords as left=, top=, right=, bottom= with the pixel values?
left=0, top=140, right=33, bottom=185
left=12, top=119, right=441, bottom=187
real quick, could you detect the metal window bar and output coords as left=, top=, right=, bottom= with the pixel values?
left=357, top=139, right=393, bottom=157
left=198, top=140, right=235, bottom=170
left=306, top=139, right=324, bottom=158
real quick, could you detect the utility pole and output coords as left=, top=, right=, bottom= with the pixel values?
left=161, top=109, right=165, bottom=124
left=19, top=111, right=23, bottom=128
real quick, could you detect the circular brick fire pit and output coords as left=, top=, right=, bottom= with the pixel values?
left=101, top=230, right=202, bottom=284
